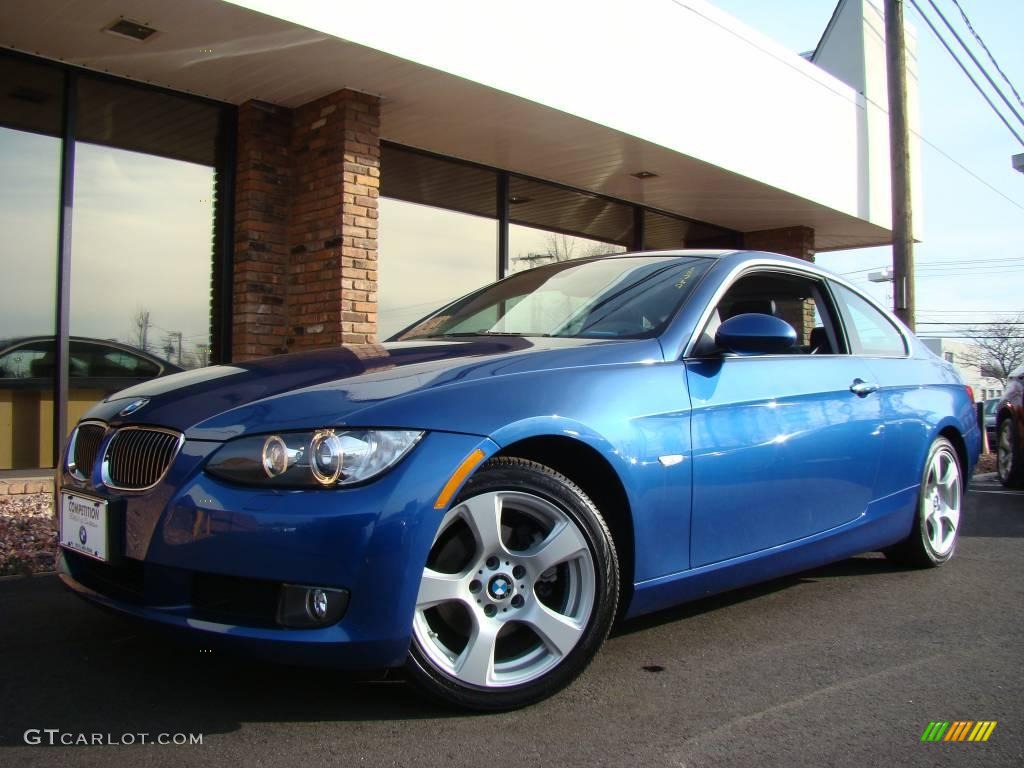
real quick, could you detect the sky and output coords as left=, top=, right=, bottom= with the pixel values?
left=712, top=0, right=1024, bottom=341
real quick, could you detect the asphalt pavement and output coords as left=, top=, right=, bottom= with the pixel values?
left=1, top=477, right=1021, bottom=768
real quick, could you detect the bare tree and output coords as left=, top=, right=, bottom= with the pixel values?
left=542, top=232, right=623, bottom=261
left=960, top=314, right=1024, bottom=385
left=513, top=234, right=625, bottom=269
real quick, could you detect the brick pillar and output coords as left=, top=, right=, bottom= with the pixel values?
left=233, top=101, right=291, bottom=361
left=742, top=226, right=816, bottom=261
left=231, top=91, right=380, bottom=361
left=743, top=226, right=817, bottom=342
left=339, top=94, right=381, bottom=346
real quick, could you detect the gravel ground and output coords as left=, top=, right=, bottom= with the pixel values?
left=0, top=492, right=57, bottom=576
left=976, top=451, right=997, bottom=474
left=0, top=452, right=1002, bottom=577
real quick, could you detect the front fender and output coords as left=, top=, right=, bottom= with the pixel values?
left=487, top=414, right=693, bottom=581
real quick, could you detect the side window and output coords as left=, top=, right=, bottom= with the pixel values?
left=0, top=342, right=55, bottom=378
left=694, top=270, right=844, bottom=356
left=96, top=351, right=160, bottom=377
left=831, top=283, right=907, bottom=357
left=69, top=342, right=160, bottom=378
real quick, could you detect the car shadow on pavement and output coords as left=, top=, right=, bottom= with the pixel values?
left=613, top=552, right=903, bottom=639
left=0, top=577, right=460, bottom=747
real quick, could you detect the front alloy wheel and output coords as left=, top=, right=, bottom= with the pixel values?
left=407, top=457, right=619, bottom=710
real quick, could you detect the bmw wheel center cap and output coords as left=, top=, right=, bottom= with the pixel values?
left=488, top=574, right=513, bottom=600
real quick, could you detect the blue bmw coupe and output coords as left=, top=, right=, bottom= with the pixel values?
left=57, top=250, right=979, bottom=709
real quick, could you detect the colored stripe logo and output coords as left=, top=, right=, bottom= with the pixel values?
left=921, top=721, right=997, bottom=742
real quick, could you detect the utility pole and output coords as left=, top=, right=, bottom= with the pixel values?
left=171, top=331, right=183, bottom=366
left=885, top=0, right=915, bottom=330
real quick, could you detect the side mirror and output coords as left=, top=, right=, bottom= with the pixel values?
left=715, top=313, right=797, bottom=355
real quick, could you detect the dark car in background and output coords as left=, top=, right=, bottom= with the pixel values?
left=984, top=398, right=999, bottom=446
left=0, top=336, right=182, bottom=382
left=995, top=365, right=1024, bottom=488
left=0, top=336, right=180, bottom=469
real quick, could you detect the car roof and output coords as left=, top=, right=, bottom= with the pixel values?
left=0, top=335, right=182, bottom=370
left=572, top=249, right=831, bottom=271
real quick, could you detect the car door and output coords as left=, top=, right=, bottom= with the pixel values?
left=827, top=281, right=935, bottom=501
left=685, top=269, right=884, bottom=567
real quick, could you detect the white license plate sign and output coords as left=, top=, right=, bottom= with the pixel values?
left=60, top=493, right=108, bottom=562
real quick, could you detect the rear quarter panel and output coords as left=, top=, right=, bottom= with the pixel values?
left=864, top=351, right=980, bottom=499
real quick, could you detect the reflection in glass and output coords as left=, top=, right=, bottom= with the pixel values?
left=399, top=256, right=711, bottom=340
left=381, top=145, right=497, bottom=218
left=0, top=126, right=60, bottom=468
left=69, top=141, right=214, bottom=424
left=643, top=209, right=739, bottom=250
left=378, top=198, right=498, bottom=339
left=509, top=224, right=625, bottom=274
left=66, top=74, right=224, bottom=435
left=507, top=177, right=632, bottom=274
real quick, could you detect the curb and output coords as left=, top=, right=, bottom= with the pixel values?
left=0, top=570, right=57, bottom=582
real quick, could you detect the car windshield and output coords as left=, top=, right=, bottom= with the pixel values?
left=395, top=256, right=712, bottom=340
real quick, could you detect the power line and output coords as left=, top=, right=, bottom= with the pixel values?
left=923, top=0, right=1024, bottom=129
left=839, top=257, right=1024, bottom=276
left=843, top=22, right=1024, bottom=212
left=949, top=0, right=1024, bottom=111
left=914, top=130, right=1024, bottom=212
left=908, top=0, right=1024, bottom=147
left=919, top=335, right=1020, bottom=339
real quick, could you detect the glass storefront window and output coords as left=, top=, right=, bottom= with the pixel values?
left=509, top=224, right=625, bottom=274
left=379, top=146, right=501, bottom=339
left=378, top=198, right=498, bottom=339
left=507, top=177, right=631, bottom=274
left=0, top=57, right=62, bottom=469
left=381, top=144, right=497, bottom=219
left=643, top=209, right=740, bottom=250
left=67, top=76, right=225, bottom=427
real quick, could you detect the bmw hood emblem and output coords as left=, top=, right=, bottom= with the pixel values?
left=118, top=398, right=149, bottom=417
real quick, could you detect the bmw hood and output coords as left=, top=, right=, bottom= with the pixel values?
left=86, top=337, right=664, bottom=439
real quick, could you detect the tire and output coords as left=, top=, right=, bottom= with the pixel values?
left=884, top=437, right=963, bottom=568
left=997, top=417, right=1024, bottom=489
left=406, top=457, right=619, bottom=711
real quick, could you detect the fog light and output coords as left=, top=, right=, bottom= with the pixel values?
left=276, top=584, right=349, bottom=628
left=308, top=588, right=328, bottom=621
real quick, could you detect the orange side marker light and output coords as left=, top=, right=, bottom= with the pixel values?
left=434, top=448, right=487, bottom=510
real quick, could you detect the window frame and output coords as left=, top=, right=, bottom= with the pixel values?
left=685, top=265, right=847, bottom=359
left=827, top=279, right=909, bottom=358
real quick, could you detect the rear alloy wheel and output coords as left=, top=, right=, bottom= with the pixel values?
left=885, top=437, right=962, bottom=567
left=407, top=457, right=619, bottom=710
left=997, top=417, right=1024, bottom=488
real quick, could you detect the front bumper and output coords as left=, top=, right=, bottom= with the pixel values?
left=57, top=430, right=497, bottom=669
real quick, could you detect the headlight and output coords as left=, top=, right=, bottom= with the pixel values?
left=206, top=429, right=423, bottom=488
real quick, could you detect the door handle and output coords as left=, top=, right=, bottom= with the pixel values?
left=850, top=378, right=878, bottom=397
